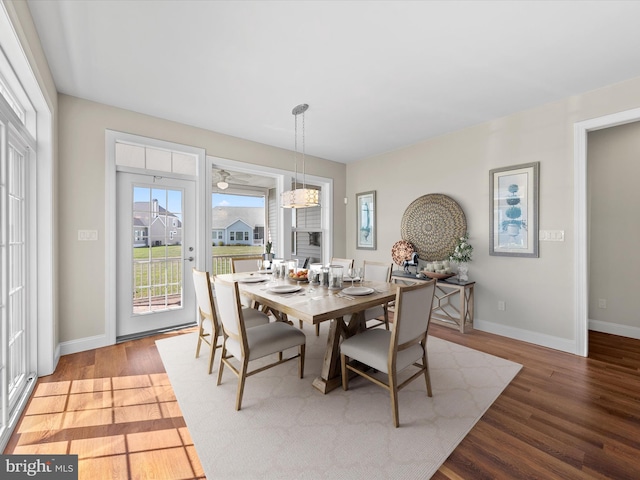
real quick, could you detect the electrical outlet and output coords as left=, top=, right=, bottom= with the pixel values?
left=498, top=300, right=506, bottom=311
left=598, top=299, right=607, bottom=309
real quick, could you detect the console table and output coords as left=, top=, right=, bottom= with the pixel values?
left=391, top=271, right=475, bottom=333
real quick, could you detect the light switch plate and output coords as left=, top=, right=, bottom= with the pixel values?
left=539, top=230, right=564, bottom=241
left=78, top=230, right=98, bottom=241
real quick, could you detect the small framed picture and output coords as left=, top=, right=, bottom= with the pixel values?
left=490, top=162, right=539, bottom=257
left=356, top=191, right=376, bottom=250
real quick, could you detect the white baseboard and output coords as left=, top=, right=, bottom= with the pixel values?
left=588, top=319, right=640, bottom=340
left=59, top=334, right=111, bottom=356
left=474, top=318, right=578, bottom=354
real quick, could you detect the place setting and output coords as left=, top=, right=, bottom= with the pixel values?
left=236, top=275, right=270, bottom=284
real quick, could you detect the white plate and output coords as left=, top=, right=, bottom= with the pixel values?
left=268, top=285, right=302, bottom=294
left=237, top=276, right=268, bottom=283
left=342, top=286, right=374, bottom=296
left=257, top=270, right=273, bottom=274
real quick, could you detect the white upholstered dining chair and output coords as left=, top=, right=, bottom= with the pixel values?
left=192, top=268, right=269, bottom=374
left=214, top=276, right=306, bottom=410
left=330, top=257, right=354, bottom=270
left=340, top=279, right=436, bottom=427
left=361, top=260, right=393, bottom=330
left=230, top=256, right=263, bottom=273
left=230, top=256, right=264, bottom=308
left=309, top=257, right=355, bottom=336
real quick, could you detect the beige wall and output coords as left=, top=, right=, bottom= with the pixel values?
left=588, top=122, right=640, bottom=329
left=346, top=76, right=640, bottom=348
left=58, top=94, right=346, bottom=342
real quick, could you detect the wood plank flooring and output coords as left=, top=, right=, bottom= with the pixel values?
left=4, top=325, right=640, bottom=479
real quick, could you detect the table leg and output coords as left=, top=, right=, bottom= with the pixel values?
left=312, top=312, right=365, bottom=394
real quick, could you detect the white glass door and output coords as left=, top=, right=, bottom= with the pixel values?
left=116, top=172, right=196, bottom=339
left=0, top=128, right=34, bottom=446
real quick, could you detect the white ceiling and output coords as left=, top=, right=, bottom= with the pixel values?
left=27, top=0, right=640, bottom=164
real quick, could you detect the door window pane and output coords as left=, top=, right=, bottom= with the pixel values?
left=132, top=186, right=184, bottom=314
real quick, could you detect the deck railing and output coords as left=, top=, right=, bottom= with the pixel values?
left=211, top=253, right=262, bottom=276
left=130, top=253, right=261, bottom=313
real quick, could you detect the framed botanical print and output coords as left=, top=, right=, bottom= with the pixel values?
left=356, top=191, right=376, bottom=250
left=490, top=162, right=539, bottom=257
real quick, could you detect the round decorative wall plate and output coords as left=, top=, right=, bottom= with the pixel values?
left=391, top=240, right=415, bottom=266
left=400, top=194, right=467, bottom=261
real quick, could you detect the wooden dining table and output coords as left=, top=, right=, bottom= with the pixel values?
left=215, top=273, right=399, bottom=394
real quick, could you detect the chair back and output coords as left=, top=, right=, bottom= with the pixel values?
left=213, top=277, right=244, bottom=338
left=330, top=257, right=354, bottom=270
left=231, top=256, right=263, bottom=273
left=392, top=280, right=436, bottom=347
left=363, top=261, right=392, bottom=283
left=192, top=268, right=217, bottom=325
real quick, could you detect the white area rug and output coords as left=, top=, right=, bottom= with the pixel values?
left=156, top=328, right=521, bottom=479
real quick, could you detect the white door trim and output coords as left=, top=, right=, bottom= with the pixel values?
left=574, top=107, right=640, bottom=356
left=105, top=130, right=206, bottom=347
left=208, top=155, right=334, bottom=264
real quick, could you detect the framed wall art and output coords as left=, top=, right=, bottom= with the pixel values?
left=356, top=191, right=376, bottom=250
left=489, top=162, right=539, bottom=257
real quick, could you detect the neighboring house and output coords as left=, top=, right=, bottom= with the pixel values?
left=133, top=199, right=183, bottom=247
left=212, top=206, right=265, bottom=245
left=133, top=218, right=148, bottom=248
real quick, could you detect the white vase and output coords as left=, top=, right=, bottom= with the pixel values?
left=457, top=263, right=469, bottom=282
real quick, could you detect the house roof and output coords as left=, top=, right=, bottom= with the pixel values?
left=133, top=201, right=181, bottom=227
left=212, top=207, right=264, bottom=230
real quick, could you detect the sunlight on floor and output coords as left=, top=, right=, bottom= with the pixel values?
left=9, top=373, right=205, bottom=479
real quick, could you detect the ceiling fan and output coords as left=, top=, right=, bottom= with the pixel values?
left=213, top=169, right=250, bottom=190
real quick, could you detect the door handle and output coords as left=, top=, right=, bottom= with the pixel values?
left=185, top=256, right=194, bottom=262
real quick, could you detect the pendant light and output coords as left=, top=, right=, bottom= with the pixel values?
left=281, top=103, right=319, bottom=208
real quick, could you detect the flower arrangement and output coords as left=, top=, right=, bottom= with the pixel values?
left=449, top=233, right=473, bottom=264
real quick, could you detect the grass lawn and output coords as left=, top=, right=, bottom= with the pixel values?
left=133, top=245, right=263, bottom=260
left=132, top=245, right=264, bottom=300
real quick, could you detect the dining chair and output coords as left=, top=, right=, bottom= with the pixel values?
left=310, top=258, right=354, bottom=336
left=340, top=279, right=436, bottom=427
left=230, top=256, right=264, bottom=273
left=230, top=256, right=264, bottom=308
left=192, top=268, right=270, bottom=374
left=214, top=277, right=306, bottom=410
left=361, top=260, right=393, bottom=330
left=330, top=257, right=354, bottom=270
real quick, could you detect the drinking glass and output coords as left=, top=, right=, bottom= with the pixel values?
left=347, top=268, right=356, bottom=287
left=355, top=267, right=363, bottom=284
left=257, top=259, right=263, bottom=272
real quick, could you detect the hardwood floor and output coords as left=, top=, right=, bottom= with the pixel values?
left=4, top=325, right=640, bottom=479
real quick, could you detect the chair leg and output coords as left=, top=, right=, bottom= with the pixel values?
left=195, top=323, right=205, bottom=358
left=216, top=344, right=227, bottom=386
left=299, top=344, right=305, bottom=379
left=389, top=369, right=400, bottom=428
left=341, top=354, right=349, bottom=391
left=235, top=358, right=249, bottom=411
left=423, top=350, right=432, bottom=397
left=207, top=342, right=216, bottom=375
